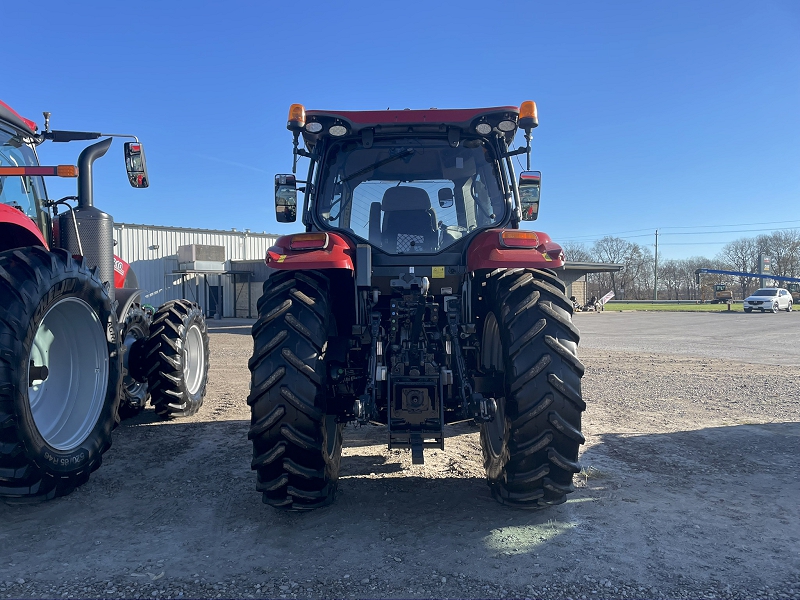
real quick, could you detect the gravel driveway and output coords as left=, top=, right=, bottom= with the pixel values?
left=0, top=314, right=797, bottom=600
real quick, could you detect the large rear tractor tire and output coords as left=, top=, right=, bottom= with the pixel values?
left=0, top=247, right=121, bottom=500
left=248, top=271, right=342, bottom=510
left=480, top=268, right=585, bottom=508
left=143, top=300, right=209, bottom=419
left=118, top=304, right=152, bottom=420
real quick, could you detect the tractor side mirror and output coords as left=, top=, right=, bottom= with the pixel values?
left=124, top=142, right=149, bottom=188
left=275, top=174, right=297, bottom=223
left=518, top=170, right=541, bottom=221
left=438, top=188, right=454, bottom=209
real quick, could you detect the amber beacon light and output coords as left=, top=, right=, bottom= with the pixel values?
left=518, top=101, right=538, bottom=131
left=287, top=104, right=306, bottom=131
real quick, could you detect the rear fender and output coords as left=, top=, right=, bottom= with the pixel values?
left=115, top=288, right=142, bottom=322
left=466, top=229, right=565, bottom=271
left=0, top=204, right=47, bottom=252
left=265, top=232, right=355, bottom=271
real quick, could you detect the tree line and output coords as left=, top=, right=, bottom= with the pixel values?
left=563, top=229, right=800, bottom=300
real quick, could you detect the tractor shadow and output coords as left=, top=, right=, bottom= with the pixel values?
left=1, top=421, right=797, bottom=592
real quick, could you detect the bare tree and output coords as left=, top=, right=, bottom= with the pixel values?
left=589, top=236, right=653, bottom=299
left=718, top=237, right=759, bottom=298
left=758, top=230, right=800, bottom=279
left=561, top=242, right=593, bottom=263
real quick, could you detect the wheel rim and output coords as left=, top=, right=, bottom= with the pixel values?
left=481, top=312, right=506, bottom=458
left=183, top=323, right=205, bottom=396
left=27, top=298, right=108, bottom=451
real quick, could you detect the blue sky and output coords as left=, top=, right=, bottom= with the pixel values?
left=3, top=0, right=799, bottom=260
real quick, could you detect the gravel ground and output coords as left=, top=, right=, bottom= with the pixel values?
left=0, top=315, right=798, bottom=600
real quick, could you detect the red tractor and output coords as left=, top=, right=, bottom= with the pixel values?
left=0, top=101, right=210, bottom=500
left=248, top=102, right=585, bottom=510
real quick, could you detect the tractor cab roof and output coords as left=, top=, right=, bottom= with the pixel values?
left=0, top=100, right=37, bottom=134
left=299, top=105, right=526, bottom=147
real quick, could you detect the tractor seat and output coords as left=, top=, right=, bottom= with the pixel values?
left=380, top=187, right=437, bottom=253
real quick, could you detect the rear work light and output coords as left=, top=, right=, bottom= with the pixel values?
left=475, top=122, right=492, bottom=135
left=289, top=233, right=329, bottom=250
left=497, top=119, right=517, bottom=132
left=500, top=230, right=540, bottom=248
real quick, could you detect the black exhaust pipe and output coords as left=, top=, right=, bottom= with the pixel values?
left=57, top=138, right=116, bottom=299
left=77, top=137, right=112, bottom=208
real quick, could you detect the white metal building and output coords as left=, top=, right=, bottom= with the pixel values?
left=113, top=223, right=278, bottom=317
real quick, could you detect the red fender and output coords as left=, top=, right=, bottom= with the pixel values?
left=265, top=232, right=355, bottom=271
left=0, top=204, right=48, bottom=251
left=467, top=229, right=565, bottom=271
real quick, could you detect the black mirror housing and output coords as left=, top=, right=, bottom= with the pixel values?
left=275, top=174, right=298, bottom=223
left=438, top=188, right=454, bottom=209
left=518, top=170, right=541, bottom=221
left=124, top=142, right=149, bottom=188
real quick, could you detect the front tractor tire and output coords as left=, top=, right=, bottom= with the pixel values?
left=0, top=247, right=121, bottom=500
left=248, top=271, right=342, bottom=510
left=480, top=268, right=586, bottom=508
left=143, top=300, right=209, bottom=419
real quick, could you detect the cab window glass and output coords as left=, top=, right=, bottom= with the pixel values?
left=316, top=137, right=505, bottom=254
left=0, top=126, right=44, bottom=220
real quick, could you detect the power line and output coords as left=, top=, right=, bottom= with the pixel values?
left=660, top=218, right=800, bottom=230
left=659, top=226, right=800, bottom=237
left=563, top=220, right=800, bottom=242
left=562, top=225, right=799, bottom=245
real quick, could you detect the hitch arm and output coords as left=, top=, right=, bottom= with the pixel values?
left=355, top=311, right=382, bottom=423
left=446, top=299, right=497, bottom=423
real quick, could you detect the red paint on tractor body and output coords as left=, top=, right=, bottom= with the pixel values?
left=0, top=204, right=48, bottom=250
left=113, top=255, right=130, bottom=288
left=467, top=229, right=565, bottom=271
left=0, top=100, right=37, bottom=133
left=266, top=232, right=355, bottom=271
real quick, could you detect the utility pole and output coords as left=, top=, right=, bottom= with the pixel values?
left=653, top=229, right=659, bottom=301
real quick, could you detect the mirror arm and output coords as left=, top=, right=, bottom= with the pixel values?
left=524, top=129, right=533, bottom=171
left=291, top=131, right=316, bottom=174
left=501, top=147, right=527, bottom=159
left=291, top=131, right=300, bottom=174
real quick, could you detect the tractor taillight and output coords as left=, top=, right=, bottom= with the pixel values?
left=289, top=233, right=329, bottom=250
left=500, top=230, right=540, bottom=249
left=287, top=104, right=306, bottom=131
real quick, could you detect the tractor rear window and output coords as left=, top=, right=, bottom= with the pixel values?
left=0, top=127, right=45, bottom=220
left=316, top=138, right=506, bottom=254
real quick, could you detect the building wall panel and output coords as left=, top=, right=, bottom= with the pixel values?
left=113, top=223, right=277, bottom=316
